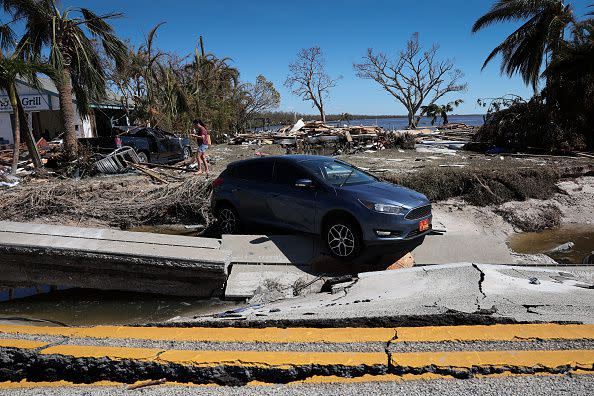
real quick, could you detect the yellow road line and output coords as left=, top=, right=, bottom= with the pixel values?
left=0, top=338, right=47, bottom=349
left=0, top=324, right=593, bottom=343
left=391, top=349, right=594, bottom=369
left=40, top=345, right=164, bottom=361
left=1, top=372, right=593, bottom=389
left=33, top=344, right=594, bottom=371
left=38, top=345, right=386, bottom=367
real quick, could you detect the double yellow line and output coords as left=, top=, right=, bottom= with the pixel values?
left=0, top=323, right=592, bottom=388
left=0, top=323, right=592, bottom=343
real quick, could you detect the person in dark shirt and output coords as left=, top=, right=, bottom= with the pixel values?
left=190, top=119, right=210, bottom=175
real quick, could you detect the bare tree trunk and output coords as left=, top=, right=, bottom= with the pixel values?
left=58, top=67, right=78, bottom=160
left=407, top=111, right=415, bottom=129
left=319, top=105, right=326, bottom=123
left=8, top=85, right=20, bottom=175
left=17, top=100, right=43, bottom=168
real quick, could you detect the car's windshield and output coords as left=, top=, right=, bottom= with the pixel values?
left=301, top=160, right=377, bottom=186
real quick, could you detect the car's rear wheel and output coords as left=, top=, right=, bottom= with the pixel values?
left=216, top=204, right=240, bottom=235
left=324, top=218, right=362, bottom=259
left=136, top=151, right=149, bottom=163
left=182, top=146, right=192, bottom=159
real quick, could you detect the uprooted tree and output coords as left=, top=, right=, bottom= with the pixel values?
left=285, top=47, right=339, bottom=123
left=354, top=33, right=467, bottom=129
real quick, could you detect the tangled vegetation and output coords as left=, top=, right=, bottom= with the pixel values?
left=386, top=166, right=561, bottom=206
left=0, top=176, right=213, bottom=229
left=473, top=1, right=594, bottom=153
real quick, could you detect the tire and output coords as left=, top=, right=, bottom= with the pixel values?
left=182, top=146, right=192, bottom=159
left=136, top=151, right=149, bottom=163
left=215, top=204, right=240, bottom=235
left=324, top=218, right=362, bottom=259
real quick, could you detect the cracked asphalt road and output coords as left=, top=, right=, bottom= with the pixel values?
left=2, top=375, right=593, bottom=396
left=0, top=323, right=592, bottom=393
left=0, top=263, right=592, bottom=393
left=176, top=263, right=594, bottom=326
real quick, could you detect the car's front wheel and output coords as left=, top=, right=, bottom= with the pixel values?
left=216, top=204, right=240, bottom=235
left=324, top=218, right=362, bottom=259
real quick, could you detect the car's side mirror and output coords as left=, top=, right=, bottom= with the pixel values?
left=295, top=179, right=314, bottom=188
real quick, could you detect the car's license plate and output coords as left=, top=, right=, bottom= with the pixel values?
left=419, top=219, right=430, bottom=232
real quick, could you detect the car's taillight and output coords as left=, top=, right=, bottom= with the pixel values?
left=212, top=177, right=224, bottom=188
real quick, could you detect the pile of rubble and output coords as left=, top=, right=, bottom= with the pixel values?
left=229, top=120, right=412, bottom=153
left=0, top=138, right=60, bottom=178
left=229, top=119, right=477, bottom=154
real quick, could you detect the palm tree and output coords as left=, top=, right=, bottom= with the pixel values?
left=472, top=0, right=574, bottom=91
left=545, top=7, right=594, bottom=78
left=1, top=0, right=127, bottom=160
left=0, top=18, right=50, bottom=174
left=0, top=56, right=51, bottom=174
left=421, top=100, right=464, bottom=125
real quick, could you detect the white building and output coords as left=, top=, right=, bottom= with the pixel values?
left=0, top=78, right=126, bottom=145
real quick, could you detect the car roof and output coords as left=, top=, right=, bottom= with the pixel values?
left=227, top=155, right=333, bottom=168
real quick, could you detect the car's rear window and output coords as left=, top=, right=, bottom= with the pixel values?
left=228, top=160, right=273, bottom=182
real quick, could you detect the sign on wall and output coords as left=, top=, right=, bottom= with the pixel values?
left=0, top=95, right=50, bottom=112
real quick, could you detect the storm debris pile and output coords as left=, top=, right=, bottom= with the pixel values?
left=0, top=175, right=213, bottom=228
left=229, top=120, right=420, bottom=152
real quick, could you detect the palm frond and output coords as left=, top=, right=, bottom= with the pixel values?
left=0, top=22, right=16, bottom=52
left=474, top=0, right=572, bottom=89
left=472, top=0, right=560, bottom=32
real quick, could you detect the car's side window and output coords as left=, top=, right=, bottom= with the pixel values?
left=273, top=161, right=310, bottom=187
left=235, top=161, right=274, bottom=183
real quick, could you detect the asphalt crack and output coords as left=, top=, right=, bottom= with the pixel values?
left=472, top=263, right=487, bottom=299
left=522, top=304, right=550, bottom=315
left=385, top=329, right=399, bottom=371
left=35, top=336, right=69, bottom=353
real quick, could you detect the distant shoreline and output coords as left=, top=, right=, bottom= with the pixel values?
left=301, top=114, right=485, bottom=121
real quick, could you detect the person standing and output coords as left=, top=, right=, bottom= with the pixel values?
left=191, top=119, right=210, bottom=175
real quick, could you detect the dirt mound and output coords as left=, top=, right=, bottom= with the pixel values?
left=386, top=166, right=560, bottom=206
left=496, top=200, right=562, bottom=232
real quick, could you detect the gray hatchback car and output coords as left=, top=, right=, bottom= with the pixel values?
left=211, top=155, right=432, bottom=259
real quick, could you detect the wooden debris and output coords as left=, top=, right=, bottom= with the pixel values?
left=137, top=162, right=200, bottom=173
left=127, top=378, right=167, bottom=390
left=127, top=162, right=168, bottom=183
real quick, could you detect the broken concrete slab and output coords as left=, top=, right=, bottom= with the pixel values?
left=0, top=221, right=230, bottom=297
left=225, top=264, right=321, bottom=300
left=181, top=263, right=594, bottom=325
left=0, top=221, right=221, bottom=249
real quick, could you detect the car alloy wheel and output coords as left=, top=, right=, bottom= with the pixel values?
left=136, top=152, right=149, bottom=163
left=327, top=223, right=356, bottom=257
left=219, top=208, right=237, bottom=234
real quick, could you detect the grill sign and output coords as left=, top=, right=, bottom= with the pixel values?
left=0, top=95, right=49, bottom=112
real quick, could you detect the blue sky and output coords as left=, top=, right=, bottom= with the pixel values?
left=23, top=1, right=594, bottom=114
